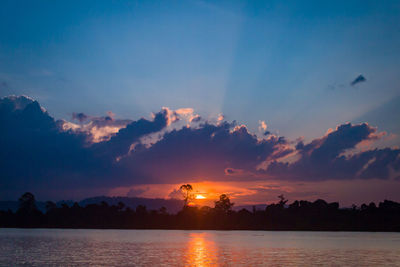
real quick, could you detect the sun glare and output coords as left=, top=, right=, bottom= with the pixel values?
left=195, top=194, right=206, bottom=199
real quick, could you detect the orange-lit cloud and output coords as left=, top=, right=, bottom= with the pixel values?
left=258, top=120, right=267, bottom=133
left=63, top=112, right=132, bottom=143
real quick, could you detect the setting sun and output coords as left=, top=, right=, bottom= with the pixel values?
left=195, top=194, right=206, bottom=200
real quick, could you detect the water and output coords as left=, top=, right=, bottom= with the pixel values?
left=0, top=229, right=399, bottom=266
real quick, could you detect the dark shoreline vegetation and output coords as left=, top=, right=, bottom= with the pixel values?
left=1, top=192, right=400, bottom=231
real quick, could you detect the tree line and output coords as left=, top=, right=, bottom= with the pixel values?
left=1, top=189, right=400, bottom=231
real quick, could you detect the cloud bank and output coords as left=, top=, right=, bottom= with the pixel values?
left=1, top=95, right=399, bottom=200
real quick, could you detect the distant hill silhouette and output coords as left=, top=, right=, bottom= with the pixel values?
left=234, top=204, right=268, bottom=212
left=78, top=196, right=183, bottom=214
left=0, top=196, right=184, bottom=214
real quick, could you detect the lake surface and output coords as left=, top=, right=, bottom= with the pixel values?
left=0, top=229, right=399, bottom=266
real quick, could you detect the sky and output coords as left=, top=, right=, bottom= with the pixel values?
left=1, top=1, right=400, bottom=206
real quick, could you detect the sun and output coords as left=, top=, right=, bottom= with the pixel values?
left=195, top=194, right=206, bottom=200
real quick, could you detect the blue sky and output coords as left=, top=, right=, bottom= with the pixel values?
left=1, top=0, right=399, bottom=141
left=1, top=1, right=400, bottom=203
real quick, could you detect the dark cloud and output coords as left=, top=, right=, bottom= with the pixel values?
left=225, top=168, right=235, bottom=175
left=72, top=112, right=88, bottom=122
left=0, top=95, right=399, bottom=200
left=191, top=115, right=202, bottom=122
left=91, top=109, right=169, bottom=160
left=0, top=96, right=169, bottom=199
left=89, top=115, right=131, bottom=129
left=116, top=123, right=290, bottom=184
left=0, top=96, right=91, bottom=197
left=297, top=123, right=375, bottom=161
left=350, top=74, right=366, bottom=86
left=266, top=123, right=400, bottom=181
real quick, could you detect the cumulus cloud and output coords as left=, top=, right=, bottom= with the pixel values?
left=114, top=122, right=290, bottom=184
left=0, top=96, right=90, bottom=196
left=258, top=120, right=268, bottom=134
left=66, top=112, right=133, bottom=143
left=0, top=96, right=169, bottom=197
left=90, top=108, right=169, bottom=160
left=266, top=123, right=400, bottom=181
left=1, top=95, right=399, bottom=200
left=350, top=74, right=367, bottom=86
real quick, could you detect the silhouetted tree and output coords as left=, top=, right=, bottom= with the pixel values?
left=15, top=192, right=43, bottom=227
left=1, top=192, right=400, bottom=231
left=180, top=184, right=194, bottom=207
left=18, top=192, right=38, bottom=214
left=159, top=206, right=167, bottom=215
left=278, top=194, right=288, bottom=206
left=45, top=201, right=57, bottom=213
left=136, top=205, right=147, bottom=215
left=214, top=194, right=234, bottom=214
left=117, top=201, right=125, bottom=211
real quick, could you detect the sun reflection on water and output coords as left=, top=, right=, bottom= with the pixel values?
left=185, top=233, right=218, bottom=266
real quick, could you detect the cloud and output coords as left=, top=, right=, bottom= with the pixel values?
left=350, top=74, right=367, bottom=86
left=266, top=123, right=400, bottom=181
left=0, top=96, right=169, bottom=198
left=72, top=112, right=88, bottom=122
left=1, top=95, right=399, bottom=200
left=115, top=122, right=290, bottom=184
left=65, top=112, right=133, bottom=143
left=0, top=96, right=90, bottom=196
left=91, top=108, right=169, bottom=160
left=258, top=120, right=267, bottom=133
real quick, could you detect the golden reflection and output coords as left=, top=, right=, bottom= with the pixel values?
left=185, top=233, right=218, bottom=266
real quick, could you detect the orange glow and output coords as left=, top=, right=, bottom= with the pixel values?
left=195, top=194, right=206, bottom=199
left=108, top=180, right=293, bottom=207
left=185, top=233, right=218, bottom=266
